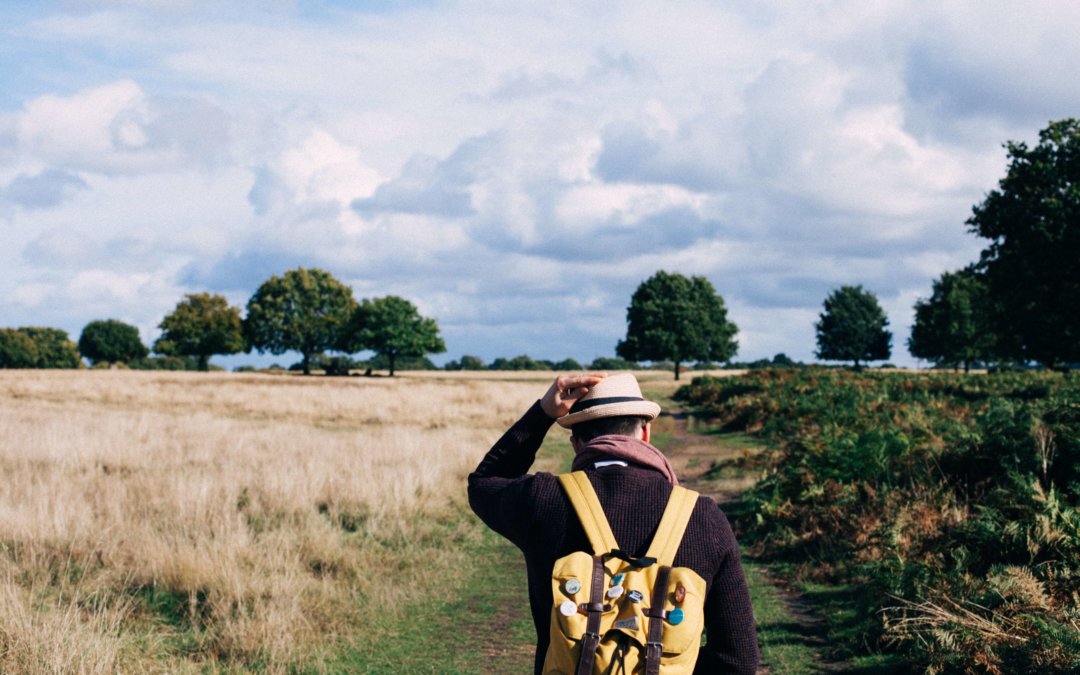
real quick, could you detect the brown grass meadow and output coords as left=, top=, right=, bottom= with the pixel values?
left=0, top=369, right=582, bottom=672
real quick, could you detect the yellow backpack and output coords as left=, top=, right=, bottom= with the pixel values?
left=542, top=472, right=707, bottom=675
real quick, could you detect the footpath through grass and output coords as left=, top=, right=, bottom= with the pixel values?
left=331, top=425, right=578, bottom=673
left=338, top=378, right=909, bottom=673
left=332, top=523, right=535, bottom=673
left=643, top=378, right=913, bottom=674
left=676, top=369, right=1080, bottom=673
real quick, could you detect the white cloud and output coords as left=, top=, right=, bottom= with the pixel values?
left=2, top=1, right=1074, bottom=366
left=278, top=131, right=381, bottom=205
left=12, top=80, right=231, bottom=174
left=555, top=183, right=703, bottom=230
left=16, top=80, right=146, bottom=165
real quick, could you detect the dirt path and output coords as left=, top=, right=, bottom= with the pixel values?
left=461, top=404, right=840, bottom=674
left=657, top=409, right=842, bottom=674
left=661, top=411, right=758, bottom=505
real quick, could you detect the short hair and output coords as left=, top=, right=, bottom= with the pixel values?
left=570, top=415, right=649, bottom=444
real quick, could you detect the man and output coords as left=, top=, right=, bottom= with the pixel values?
left=468, top=372, right=760, bottom=674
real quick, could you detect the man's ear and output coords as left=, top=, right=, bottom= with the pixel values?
left=570, top=435, right=582, bottom=452
left=642, top=422, right=651, bottom=443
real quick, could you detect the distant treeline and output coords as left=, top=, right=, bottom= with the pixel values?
left=282, top=352, right=810, bottom=374
left=4, top=119, right=1077, bottom=375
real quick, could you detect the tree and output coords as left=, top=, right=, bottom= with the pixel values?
left=339, top=295, right=445, bottom=377
left=365, top=353, right=438, bottom=372
left=0, top=329, right=39, bottom=368
left=908, top=268, right=996, bottom=372
left=445, top=354, right=486, bottom=371
left=488, top=354, right=554, bottom=371
left=78, top=319, right=149, bottom=366
left=770, top=353, right=798, bottom=368
left=815, top=285, right=891, bottom=368
left=616, top=271, right=738, bottom=380
left=459, top=355, right=485, bottom=370
left=589, top=356, right=640, bottom=371
left=155, top=293, right=246, bottom=371
left=245, top=268, right=356, bottom=376
left=552, top=358, right=583, bottom=371
left=16, top=327, right=81, bottom=368
left=967, top=118, right=1080, bottom=368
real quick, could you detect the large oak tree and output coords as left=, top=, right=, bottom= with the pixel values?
left=155, top=293, right=246, bottom=371
left=340, top=295, right=445, bottom=376
left=616, top=271, right=738, bottom=380
left=908, top=268, right=995, bottom=372
left=967, top=118, right=1080, bottom=368
left=245, top=268, right=356, bottom=375
left=79, top=319, right=149, bottom=366
left=815, top=285, right=891, bottom=369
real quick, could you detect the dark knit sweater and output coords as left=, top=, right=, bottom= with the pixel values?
left=468, top=401, right=760, bottom=674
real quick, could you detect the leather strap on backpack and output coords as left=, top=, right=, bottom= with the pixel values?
left=575, top=554, right=607, bottom=675
left=645, top=564, right=672, bottom=675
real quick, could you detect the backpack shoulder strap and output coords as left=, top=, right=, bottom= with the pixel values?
left=558, top=472, right=619, bottom=556
left=644, top=486, right=700, bottom=567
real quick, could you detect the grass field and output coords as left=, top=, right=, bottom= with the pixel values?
left=0, top=370, right=575, bottom=672
left=0, top=368, right=797, bottom=673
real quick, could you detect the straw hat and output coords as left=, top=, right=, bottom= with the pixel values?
left=556, top=373, right=661, bottom=428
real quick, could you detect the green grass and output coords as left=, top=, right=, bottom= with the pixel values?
left=329, top=518, right=535, bottom=674
left=743, top=560, right=822, bottom=674
left=744, top=563, right=914, bottom=674
left=796, top=579, right=911, bottom=673
left=327, top=431, right=579, bottom=673
left=326, top=393, right=914, bottom=674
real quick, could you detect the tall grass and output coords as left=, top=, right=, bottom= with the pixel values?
left=676, top=368, right=1080, bottom=672
left=0, top=370, right=544, bottom=672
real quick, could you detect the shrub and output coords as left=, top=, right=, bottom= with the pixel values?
left=0, top=329, right=39, bottom=368
left=79, top=320, right=148, bottom=366
left=677, top=368, right=1080, bottom=668
left=588, top=356, right=639, bottom=370
left=445, top=355, right=490, bottom=371
left=128, top=356, right=190, bottom=371
left=552, top=358, right=583, bottom=371
left=364, top=353, right=436, bottom=371
left=18, top=327, right=82, bottom=368
left=0, top=327, right=82, bottom=369
left=489, top=355, right=551, bottom=371
left=321, top=356, right=356, bottom=376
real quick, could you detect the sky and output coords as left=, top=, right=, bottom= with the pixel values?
left=2, top=1, right=1079, bottom=369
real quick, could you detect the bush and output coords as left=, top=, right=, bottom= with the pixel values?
left=552, top=358, right=583, bottom=371
left=364, top=353, right=436, bottom=371
left=0, top=327, right=82, bottom=369
left=129, top=356, right=191, bottom=371
left=79, top=319, right=148, bottom=366
left=18, top=327, right=82, bottom=368
left=321, top=355, right=356, bottom=376
left=0, top=329, right=39, bottom=368
left=489, top=355, right=551, bottom=371
left=677, top=368, right=1080, bottom=669
left=460, top=355, right=486, bottom=370
left=445, top=355, right=487, bottom=370
left=588, top=356, right=639, bottom=370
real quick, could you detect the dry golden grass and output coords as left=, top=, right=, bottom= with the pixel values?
left=0, top=370, right=553, bottom=673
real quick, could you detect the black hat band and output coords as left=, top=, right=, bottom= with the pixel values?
left=568, top=396, right=645, bottom=414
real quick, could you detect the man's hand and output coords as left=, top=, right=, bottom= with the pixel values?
left=540, top=373, right=606, bottom=419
